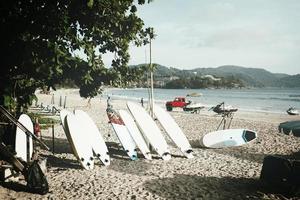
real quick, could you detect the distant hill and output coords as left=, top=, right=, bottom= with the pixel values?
left=275, top=74, right=300, bottom=87
left=130, top=64, right=299, bottom=88
left=193, top=65, right=279, bottom=87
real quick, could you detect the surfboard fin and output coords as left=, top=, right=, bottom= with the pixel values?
left=186, top=149, right=193, bottom=154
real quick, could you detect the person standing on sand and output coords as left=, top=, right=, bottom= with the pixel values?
left=107, top=96, right=112, bottom=108
left=141, top=98, right=144, bottom=107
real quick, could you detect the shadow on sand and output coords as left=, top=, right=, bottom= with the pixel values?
left=0, top=181, right=27, bottom=193
left=108, top=158, right=152, bottom=176
left=107, top=141, right=152, bottom=175
left=143, top=174, right=261, bottom=200
left=106, top=142, right=132, bottom=161
left=190, top=139, right=267, bottom=164
left=42, top=154, right=81, bottom=170
left=38, top=136, right=73, bottom=154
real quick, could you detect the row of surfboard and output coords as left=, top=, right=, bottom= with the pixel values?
left=13, top=102, right=257, bottom=170
left=59, top=102, right=195, bottom=169
left=59, top=101, right=258, bottom=170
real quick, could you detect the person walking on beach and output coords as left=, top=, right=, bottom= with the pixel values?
left=107, top=96, right=112, bottom=108
left=141, top=98, right=144, bottom=107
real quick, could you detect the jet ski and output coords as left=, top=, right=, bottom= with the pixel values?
left=287, top=107, right=299, bottom=115
left=210, top=102, right=238, bottom=114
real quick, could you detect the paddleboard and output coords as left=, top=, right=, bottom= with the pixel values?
left=66, top=113, right=94, bottom=170
left=127, top=101, right=171, bottom=161
left=200, top=129, right=257, bottom=148
left=106, top=108, right=138, bottom=160
left=74, top=110, right=110, bottom=166
left=153, top=104, right=194, bottom=158
left=15, top=114, right=33, bottom=162
left=119, top=110, right=152, bottom=160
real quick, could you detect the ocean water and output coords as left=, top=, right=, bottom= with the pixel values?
left=103, top=88, right=300, bottom=114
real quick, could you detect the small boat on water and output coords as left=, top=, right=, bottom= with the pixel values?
left=186, top=92, right=202, bottom=97
left=287, top=107, right=299, bottom=115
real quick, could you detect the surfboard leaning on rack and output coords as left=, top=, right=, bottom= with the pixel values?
left=127, top=101, right=171, bottom=161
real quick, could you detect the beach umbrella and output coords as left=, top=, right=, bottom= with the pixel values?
left=278, top=120, right=300, bottom=137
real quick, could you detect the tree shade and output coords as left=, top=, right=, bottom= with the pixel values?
left=0, top=0, right=152, bottom=114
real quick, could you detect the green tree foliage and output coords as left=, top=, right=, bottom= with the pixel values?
left=0, top=0, right=152, bottom=114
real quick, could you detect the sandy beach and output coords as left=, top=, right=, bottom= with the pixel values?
left=1, top=88, right=300, bottom=199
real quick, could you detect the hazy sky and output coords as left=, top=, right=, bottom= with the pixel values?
left=103, top=0, right=300, bottom=75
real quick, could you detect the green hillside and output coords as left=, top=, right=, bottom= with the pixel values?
left=130, top=64, right=299, bottom=88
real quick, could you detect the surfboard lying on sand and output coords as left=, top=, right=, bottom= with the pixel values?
left=106, top=108, right=138, bottom=160
left=153, top=104, right=194, bottom=158
left=200, top=129, right=257, bottom=148
left=119, top=109, right=152, bottom=160
left=15, top=114, right=33, bottom=162
left=74, top=110, right=110, bottom=166
left=66, top=113, right=94, bottom=170
left=127, top=101, right=171, bottom=161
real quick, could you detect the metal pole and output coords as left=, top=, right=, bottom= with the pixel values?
left=149, top=34, right=154, bottom=151
left=149, top=36, right=154, bottom=118
left=26, top=134, right=30, bottom=162
left=59, top=95, right=62, bottom=107
left=64, top=96, right=67, bottom=108
left=52, top=120, right=55, bottom=154
left=51, top=94, right=55, bottom=104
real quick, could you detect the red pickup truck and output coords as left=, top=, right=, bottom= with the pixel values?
left=165, top=97, right=191, bottom=111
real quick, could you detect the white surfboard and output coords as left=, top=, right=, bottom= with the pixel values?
left=119, top=110, right=152, bottom=160
left=127, top=102, right=171, bottom=161
left=66, top=113, right=94, bottom=170
left=74, top=110, right=110, bottom=166
left=15, top=114, right=33, bottom=162
left=200, top=129, right=257, bottom=148
left=60, top=109, right=72, bottom=132
left=106, top=108, right=138, bottom=160
left=60, top=109, right=78, bottom=157
left=153, top=104, right=194, bottom=158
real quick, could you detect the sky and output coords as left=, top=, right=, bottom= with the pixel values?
left=102, top=0, right=300, bottom=75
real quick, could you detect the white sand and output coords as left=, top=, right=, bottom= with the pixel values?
left=1, top=88, right=300, bottom=199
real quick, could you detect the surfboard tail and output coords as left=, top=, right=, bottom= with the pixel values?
left=144, top=152, right=152, bottom=160
left=184, top=149, right=194, bottom=159
left=162, top=152, right=171, bottom=161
